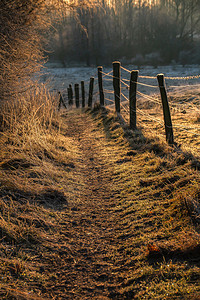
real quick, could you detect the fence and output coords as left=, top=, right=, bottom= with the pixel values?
left=58, top=61, right=200, bottom=145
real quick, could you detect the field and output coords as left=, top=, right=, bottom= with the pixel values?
left=44, top=63, right=200, bottom=156
left=0, top=64, right=199, bottom=299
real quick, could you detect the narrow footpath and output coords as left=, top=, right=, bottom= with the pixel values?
left=2, top=108, right=199, bottom=299
left=45, top=109, right=125, bottom=299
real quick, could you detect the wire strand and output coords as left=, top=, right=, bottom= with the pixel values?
left=120, top=78, right=130, bottom=88
left=104, top=89, right=114, bottom=94
left=121, top=66, right=132, bottom=73
left=100, top=70, right=113, bottom=77
left=165, top=75, right=200, bottom=80
left=105, top=97, right=115, bottom=103
left=137, top=91, right=161, bottom=105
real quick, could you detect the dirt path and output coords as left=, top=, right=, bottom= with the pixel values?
left=1, top=108, right=199, bottom=299
left=47, top=110, right=122, bottom=299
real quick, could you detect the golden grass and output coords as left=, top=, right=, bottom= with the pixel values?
left=0, top=89, right=84, bottom=299
left=114, top=87, right=200, bottom=158
left=0, top=87, right=199, bottom=298
left=90, top=106, right=200, bottom=299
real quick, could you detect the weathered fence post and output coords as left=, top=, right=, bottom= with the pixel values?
left=75, top=84, right=80, bottom=108
left=129, top=70, right=139, bottom=130
left=157, top=74, right=174, bottom=144
left=81, top=81, right=85, bottom=108
left=88, top=77, right=94, bottom=107
left=68, top=84, right=73, bottom=105
left=97, top=66, right=104, bottom=106
left=68, top=88, right=72, bottom=106
left=113, top=61, right=121, bottom=113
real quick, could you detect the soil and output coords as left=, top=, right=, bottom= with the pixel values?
left=42, top=110, right=123, bottom=299
left=2, top=108, right=199, bottom=299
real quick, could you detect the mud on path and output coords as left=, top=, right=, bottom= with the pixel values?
left=46, top=109, right=124, bottom=299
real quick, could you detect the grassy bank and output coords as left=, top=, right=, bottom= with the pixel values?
left=0, top=93, right=199, bottom=298
left=90, top=106, right=200, bottom=299
left=0, top=90, right=82, bottom=299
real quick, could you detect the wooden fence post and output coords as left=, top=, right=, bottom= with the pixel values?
left=75, top=84, right=79, bottom=108
left=157, top=74, right=174, bottom=144
left=68, top=84, right=73, bottom=105
left=81, top=81, right=85, bottom=108
left=88, top=77, right=94, bottom=107
left=97, top=66, right=104, bottom=106
left=129, top=70, right=139, bottom=129
left=113, top=61, right=121, bottom=113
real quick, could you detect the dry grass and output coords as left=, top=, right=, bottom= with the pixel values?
left=0, top=85, right=199, bottom=298
left=90, top=105, right=200, bottom=299
left=114, top=85, right=200, bottom=158
left=0, top=89, right=83, bottom=299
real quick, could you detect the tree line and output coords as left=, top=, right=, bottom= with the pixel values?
left=49, top=0, right=200, bottom=66
left=0, top=0, right=94, bottom=102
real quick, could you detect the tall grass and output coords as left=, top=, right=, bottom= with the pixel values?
left=0, top=86, right=61, bottom=159
left=1, top=86, right=59, bottom=145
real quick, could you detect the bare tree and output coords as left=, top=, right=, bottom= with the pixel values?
left=0, top=0, right=96, bottom=102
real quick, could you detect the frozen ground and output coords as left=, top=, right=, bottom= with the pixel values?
left=42, top=63, right=200, bottom=156
left=42, top=63, right=200, bottom=106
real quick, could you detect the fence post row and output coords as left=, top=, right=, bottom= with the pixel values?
left=68, top=63, right=176, bottom=146
left=88, top=77, right=94, bottom=107
left=97, top=66, right=104, bottom=106
left=113, top=61, right=121, bottom=113
left=129, top=70, right=139, bottom=130
left=75, top=84, right=79, bottom=108
left=157, top=74, right=174, bottom=145
left=81, top=81, right=85, bottom=108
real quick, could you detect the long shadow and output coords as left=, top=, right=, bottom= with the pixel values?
left=90, top=106, right=200, bottom=170
left=89, top=106, right=200, bottom=267
left=0, top=186, right=68, bottom=211
left=146, top=242, right=200, bottom=265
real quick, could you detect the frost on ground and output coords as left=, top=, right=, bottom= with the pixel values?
left=42, top=63, right=200, bottom=157
left=42, top=63, right=200, bottom=98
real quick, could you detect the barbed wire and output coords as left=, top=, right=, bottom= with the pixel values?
left=121, top=65, right=200, bottom=80
left=102, top=78, right=113, bottom=82
left=106, top=100, right=200, bottom=136
left=121, top=103, right=129, bottom=114
left=139, top=75, right=157, bottom=79
left=99, top=72, right=115, bottom=80
left=121, top=66, right=131, bottom=73
left=121, top=86, right=129, bottom=90
left=121, top=92, right=129, bottom=103
left=169, top=83, right=200, bottom=89
left=173, top=125, right=200, bottom=136
left=100, top=70, right=113, bottom=77
left=104, top=89, right=114, bottom=94
left=120, top=78, right=158, bottom=88
left=130, top=106, right=165, bottom=126
left=165, top=75, right=200, bottom=80
left=173, top=123, right=200, bottom=131
left=166, top=85, right=200, bottom=112
left=136, top=81, right=158, bottom=88
left=120, top=113, right=129, bottom=123
left=137, top=91, right=161, bottom=105
left=120, top=78, right=130, bottom=88
left=105, top=97, right=115, bottom=104
left=80, top=65, right=200, bottom=138
left=130, top=102, right=200, bottom=135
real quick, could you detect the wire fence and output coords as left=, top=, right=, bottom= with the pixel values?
left=61, top=61, right=200, bottom=145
